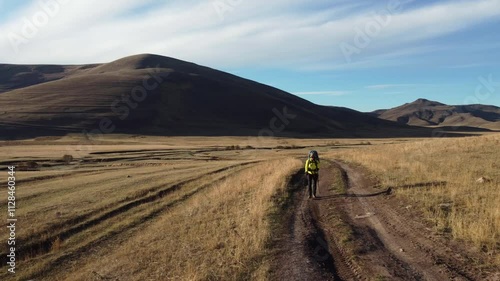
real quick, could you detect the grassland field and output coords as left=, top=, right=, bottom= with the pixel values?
left=0, top=133, right=498, bottom=280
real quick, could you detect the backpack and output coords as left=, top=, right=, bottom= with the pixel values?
left=308, top=150, right=319, bottom=162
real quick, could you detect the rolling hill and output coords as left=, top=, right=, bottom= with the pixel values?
left=1, top=54, right=433, bottom=139
left=0, top=63, right=100, bottom=93
left=372, top=98, right=500, bottom=130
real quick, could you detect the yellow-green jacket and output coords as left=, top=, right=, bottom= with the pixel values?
left=305, top=159, right=320, bottom=175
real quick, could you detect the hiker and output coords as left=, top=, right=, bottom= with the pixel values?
left=305, top=150, right=320, bottom=198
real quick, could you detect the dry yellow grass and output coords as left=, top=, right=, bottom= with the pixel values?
left=1, top=134, right=498, bottom=280
left=61, top=158, right=301, bottom=280
left=0, top=137, right=303, bottom=280
left=329, top=134, right=500, bottom=263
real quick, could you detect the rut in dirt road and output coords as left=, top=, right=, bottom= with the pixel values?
left=327, top=160, right=492, bottom=281
left=272, top=167, right=357, bottom=281
left=274, top=160, right=496, bottom=281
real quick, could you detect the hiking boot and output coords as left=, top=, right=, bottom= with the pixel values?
left=308, top=195, right=312, bottom=199
left=312, top=195, right=317, bottom=199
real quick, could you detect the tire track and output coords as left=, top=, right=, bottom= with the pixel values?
left=0, top=161, right=260, bottom=266
left=14, top=163, right=216, bottom=206
left=333, top=160, right=486, bottom=281
left=335, top=160, right=445, bottom=280
left=274, top=165, right=357, bottom=281
left=312, top=160, right=363, bottom=281
left=363, top=188, right=479, bottom=280
left=17, top=160, right=262, bottom=281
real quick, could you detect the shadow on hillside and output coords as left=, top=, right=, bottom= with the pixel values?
left=0, top=124, right=480, bottom=141
left=434, top=126, right=492, bottom=132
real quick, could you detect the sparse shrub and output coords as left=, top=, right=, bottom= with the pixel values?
left=51, top=237, right=62, bottom=252
left=224, top=145, right=241, bottom=150
left=18, top=161, right=39, bottom=171
left=62, top=154, right=73, bottom=164
left=275, top=145, right=299, bottom=150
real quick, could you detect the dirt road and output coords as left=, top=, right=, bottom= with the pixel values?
left=274, top=160, right=499, bottom=281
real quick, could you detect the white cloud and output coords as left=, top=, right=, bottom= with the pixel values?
left=0, top=0, right=499, bottom=70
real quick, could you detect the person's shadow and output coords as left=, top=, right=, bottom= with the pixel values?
left=315, top=188, right=391, bottom=200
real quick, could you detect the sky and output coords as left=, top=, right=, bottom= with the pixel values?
left=0, top=0, right=499, bottom=112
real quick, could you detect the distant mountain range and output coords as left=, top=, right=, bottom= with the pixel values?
left=371, top=98, right=500, bottom=131
left=0, top=54, right=496, bottom=140
left=0, top=54, right=428, bottom=139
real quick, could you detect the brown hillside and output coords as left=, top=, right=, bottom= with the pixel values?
left=373, top=98, right=500, bottom=130
left=0, top=54, right=435, bottom=139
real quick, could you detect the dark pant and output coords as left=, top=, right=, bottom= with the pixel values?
left=307, top=173, right=318, bottom=197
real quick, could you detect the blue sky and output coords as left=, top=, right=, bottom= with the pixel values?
left=0, top=0, right=499, bottom=112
